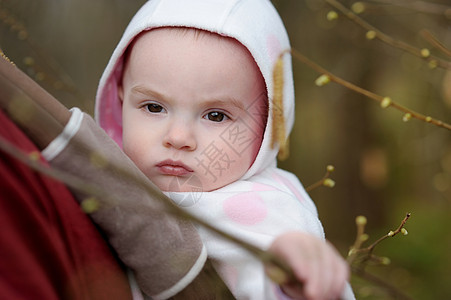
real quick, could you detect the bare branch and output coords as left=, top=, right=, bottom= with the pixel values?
left=347, top=213, right=413, bottom=299
left=290, top=49, right=451, bottom=130
left=325, top=0, right=451, bottom=69
left=305, top=165, right=336, bottom=192
left=420, top=29, right=451, bottom=58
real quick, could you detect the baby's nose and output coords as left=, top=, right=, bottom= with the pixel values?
left=162, top=120, right=197, bottom=151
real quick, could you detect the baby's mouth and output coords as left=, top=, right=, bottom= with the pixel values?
left=156, top=160, right=193, bottom=176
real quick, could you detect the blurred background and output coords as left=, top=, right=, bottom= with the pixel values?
left=1, top=0, right=449, bottom=298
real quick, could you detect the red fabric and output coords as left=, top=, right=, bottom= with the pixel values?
left=0, top=109, right=132, bottom=300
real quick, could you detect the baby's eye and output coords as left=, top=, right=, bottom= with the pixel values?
left=204, top=111, right=229, bottom=122
left=145, top=103, right=165, bottom=113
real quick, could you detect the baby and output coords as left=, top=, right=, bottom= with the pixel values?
left=119, top=28, right=266, bottom=194
left=93, top=0, right=354, bottom=299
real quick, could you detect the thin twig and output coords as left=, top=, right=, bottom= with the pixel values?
left=347, top=216, right=367, bottom=265
left=325, top=0, right=451, bottom=70
left=365, top=213, right=411, bottom=256
left=347, top=213, right=413, bottom=299
left=305, top=165, right=335, bottom=192
left=290, top=48, right=451, bottom=130
left=420, top=29, right=451, bottom=58
left=348, top=213, right=411, bottom=264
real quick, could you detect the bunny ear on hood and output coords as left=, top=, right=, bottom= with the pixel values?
left=95, top=0, right=295, bottom=180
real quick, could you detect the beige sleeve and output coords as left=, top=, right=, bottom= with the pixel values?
left=45, top=110, right=206, bottom=299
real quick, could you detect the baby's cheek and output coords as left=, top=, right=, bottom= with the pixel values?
left=121, top=139, right=134, bottom=160
left=196, top=146, right=249, bottom=191
left=122, top=139, right=144, bottom=171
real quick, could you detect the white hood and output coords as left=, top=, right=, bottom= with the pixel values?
left=95, top=0, right=295, bottom=180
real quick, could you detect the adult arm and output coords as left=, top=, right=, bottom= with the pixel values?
left=0, top=108, right=133, bottom=300
left=0, top=55, right=233, bottom=299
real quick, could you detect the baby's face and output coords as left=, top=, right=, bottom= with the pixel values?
left=120, top=28, right=267, bottom=192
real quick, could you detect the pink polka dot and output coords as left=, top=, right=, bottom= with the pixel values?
left=272, top=173, right=305, bottom=202
left=223, top=192, right=267, bottom=226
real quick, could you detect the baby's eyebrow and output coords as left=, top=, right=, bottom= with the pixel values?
left=131, top=85, right=164, bottom=99
left=205, top=98, right=245, bottom=111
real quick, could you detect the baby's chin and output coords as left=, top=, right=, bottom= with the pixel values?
left=156, top=177, right=232, bottom=193
left=154, top=175, right=207, bottom=193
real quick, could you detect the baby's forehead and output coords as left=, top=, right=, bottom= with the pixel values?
left=131, top=27, right=253, bottom=63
